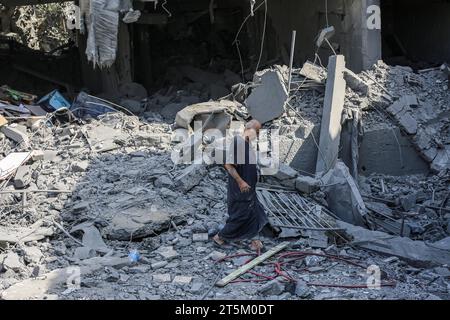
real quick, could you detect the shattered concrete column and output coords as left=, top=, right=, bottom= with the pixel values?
left=315, top=55, right=347, bottom=175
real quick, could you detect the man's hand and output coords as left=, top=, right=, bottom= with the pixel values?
left=238, top=180, right=251, bottom=193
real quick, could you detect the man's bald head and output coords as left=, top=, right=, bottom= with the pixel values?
left=243, top=119, right=262, bottom=141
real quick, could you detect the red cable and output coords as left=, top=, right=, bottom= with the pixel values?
left=216, top=249, right=398, bottom=289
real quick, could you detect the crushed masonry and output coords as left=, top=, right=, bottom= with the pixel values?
left=0, top=11, right=449, bottom=298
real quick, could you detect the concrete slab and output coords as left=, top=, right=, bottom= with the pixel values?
left=315, top=55, right=347, bottom=174
left=245, top=70, right=288, bottom=124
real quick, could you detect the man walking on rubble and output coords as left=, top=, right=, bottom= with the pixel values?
left=213, top=120, right=270, bottom=252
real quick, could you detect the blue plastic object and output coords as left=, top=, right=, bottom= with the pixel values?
left=128, top=249, right=140, bottom=263
left=37, top=90, right=71, bottom=110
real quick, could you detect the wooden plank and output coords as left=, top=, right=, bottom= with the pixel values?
left=215, top=241, right=289, bottom=287
left=0, top=115, right=7, bottom=127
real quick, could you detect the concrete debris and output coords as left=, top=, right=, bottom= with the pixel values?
left=74, top=246, right=97, bottom=260
left=1, top=124, right=29, bottom=146
left=13, top=165, right=31, bottom=189
left=295, top=175, right=320, bottom=194
left=0, top=220, right=54, bottom=245
left=70, top=222, right=109, bottom=253
left=274, top=163, right=299, bottom=181
left=257, top=279, right=286, bottom=296
left=343, top=69, right=369, bottom=96
left=2, top=252, right=23, bottom=272
left=0, top=49, right=449, bottom=301
left=152, top=274, right=171, bottom=283
left=245, top=70, right=288, bottom=124
left=22, top=246, right=43, bottom=264
left=299, top=61, right=327, bottom=83
left=172, top=276, right=192, bottom=285
left=338, top=220, right=450, bottom=267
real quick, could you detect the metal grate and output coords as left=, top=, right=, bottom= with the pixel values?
left=256, top=187, right=339, bottom=231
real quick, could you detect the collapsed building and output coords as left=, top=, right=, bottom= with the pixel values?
left=0, top=0, right=449, bottom=300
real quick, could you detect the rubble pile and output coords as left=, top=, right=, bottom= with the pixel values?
left=359, top=61, right=450, bottom=172
left=1, top=56, right=450, bottom=300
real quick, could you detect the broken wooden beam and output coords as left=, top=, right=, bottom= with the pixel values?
left=215, top=241, right=289, bottom=287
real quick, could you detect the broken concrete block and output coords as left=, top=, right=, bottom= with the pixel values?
left=192, top=233, right=208, bottom=242
left=300, top=61, right=327, bottom=83
left=295, top=280, right=311, bottom=298
left=151, top=261, right=168, bottom=270
left=154, top=175, right=173, bottom=188
left=0, top=219, right=53, bottom=245
left=315, top=55, right=347, bottom=174
left=387, top=95, right=418, bottom=118
left=1, top=124, right=29, bottom=146
left=22, top=246, right=43, bottom=264
left=245, top=70, right=288, bottom=124
left=70, top=223, right=109, bottom=253
left=295, top=175, right=320, bottom=194
left=157, top=246, right=179, bottom=261
left=257, top=279, right=285, bottom=296
left=399, top=193, right=417, bottom=211
left=105, top=205, right=187, bottom=241
left=152, top=273, right=171, bottom=283
left=387, top=100, right=406, bottom=116
left=2, top=252, right=23, bottom=272
left=280, top=178, right=296, bottom=189
left=31, top=150, right=45, bottom=161
left=172, top=276, right=192, bottom=285
left=14, top=165, right=31, bottom=189
left=398, top=112, right=418, bottom=135
left=305, top=230, right=328, bottom=249
left=403, top=95, right=418, bottom=107
left=337, top=220, right=450, bottom=267
left=174, top=164, right=206, bottom=192
left=431, top=147, right=450, bottom=172
left=321, top=161, right=366, bottom=226
left=208, top=251, right=227, bottom=261
left=343, top=69, right=369, bottom=95
left=274, top=163, right=298, bottom=181
left=72, top=161, right=89, bottom=172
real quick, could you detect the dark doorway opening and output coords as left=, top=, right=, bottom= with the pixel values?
left=381, top=0, right=450, bottom=70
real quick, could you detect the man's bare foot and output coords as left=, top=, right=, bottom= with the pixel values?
left=213, top=234, right=225, bottom=246
left=250, top=240, right=263, bottom=252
